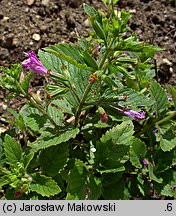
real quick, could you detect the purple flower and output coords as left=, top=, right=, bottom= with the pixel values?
left=143, top=158, right=149, bottom=169
left=123, top=109, right=145, bottom=120
left=22, top=51, right=47, bottom=75
left=153, top=129, right=158, bottom=135
left=168, top=94, right=173, bottom=101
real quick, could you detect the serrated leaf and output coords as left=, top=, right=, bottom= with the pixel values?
left=39, top=143, right=69, bottom=176
left=150, top=80, right=168, bottom=114
left=130, top=138, right=146, bottom=168
left=66, top=159, right=101, bottom=200
left=119, top=89, right=154, bottom=108
left=4, top=134, right=22, bottom=166
left=20, top=105, right=47, bottom=132
left=95, top=140, right=129, bottom=173
left=161, top=184, right=175, bottom=197
left=47, top=106, right=64, bottom=126
left=51, top=99, right=73, bottom=115
left=31, top=174, right=61, bottom=197
left=44, top=44, right=91, bottom=71
left=101, top=120, right=134, bottom=145
left=28, top=128, right=79, bottom=152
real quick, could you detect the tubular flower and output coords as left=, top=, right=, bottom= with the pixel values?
left=22, top=51, right=48, bottom=75
left=123, top=109, right=145, bottom=120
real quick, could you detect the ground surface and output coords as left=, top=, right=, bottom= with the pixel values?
left=0, top=0, right=176, bottom=128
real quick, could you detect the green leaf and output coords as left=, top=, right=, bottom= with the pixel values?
left=0, top=176, right=10, bottom=188
left=39, top=50, right=92, bottom=111
left=119, top=89, right=154, bottom=108
left=101, top=120, right=134, bottom=145
left=20, top=71, right=32, bottom=94
left=38, top=50, right=62, bottom=73
left=166, top=84, right=176, bottom=108
left=4, top=134, right=22, bottom=166
left=47, top=106, right=64, bottom=126
left=102, top=175, right=125, bottom=199
left=83, top=3, right=97, bottom=17
left=116, top=56, right=138, bottom=64
left=51, top=99, right=73, bottom=115
left=98, top=166, right=125, bottom=174
left=66, top=159, right=101, bottom=200
left=150, top=80, right=168, bottom=114
left=23, top=152, right=34, bottom=169
left=148, top=162, right=163, bottom=184
left=130, top=138, right=146, bottom=168
left=161, top=184, right=175, bottom=197
left=82, top=50, right=98, bottom=70
left=160, top=136, right=176, bottom=152
left=28, top=128, right=79, bottom=152
left=39, top=143, right=69, bottom=176
left=109, top=65, right=135, bottom=80
left=20, top=105, right=46, bottom=132
left=91, top=19, right=106, bottom=41
left=44, top=44, right=91, bottom=70
left=31, top=174, right=61, bottom=197
left=47, top=85, right=68, bottom=97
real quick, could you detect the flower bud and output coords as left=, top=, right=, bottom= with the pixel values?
left=100, top=113, right=108, bottom=123
left=89, top=74, right=98, bottom=83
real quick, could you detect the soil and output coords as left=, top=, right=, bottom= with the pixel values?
left=0, top=0, right=176, bottom=127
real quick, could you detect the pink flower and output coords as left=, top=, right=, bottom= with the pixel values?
left=123, top=109, right=145, bottom=120
left=22, top=51, right=47, bottom=75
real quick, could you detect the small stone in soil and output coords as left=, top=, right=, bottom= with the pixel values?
left=32, top=33, right=41, bottom=41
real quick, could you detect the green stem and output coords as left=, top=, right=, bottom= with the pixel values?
left=98, top=37, right=116, bottom=69
left=74, top=37, right=116, bottom=127
left=74, top=82, right=93, bottom=127
left=16, top=81, right=59, bottom=130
